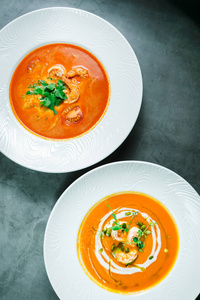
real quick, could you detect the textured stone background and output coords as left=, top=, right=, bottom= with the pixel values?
left=0, top=0, right=199, bottom=299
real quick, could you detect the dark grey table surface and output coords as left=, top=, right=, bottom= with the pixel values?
left=0, top=0, right=199, bottom=299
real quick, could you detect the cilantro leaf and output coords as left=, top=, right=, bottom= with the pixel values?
left=40, top=97, right=51, bottom=107
left=33, top=87, right=44, bottom=95
left=38, top=80, right=48, bottom=86
left=28, top=83, right=37, bottom=88
left=55, top=98, right=64, bottom=106
left=26, top=79, right=67, bottom=114
left=54, top=89, right=67, bottom=100
left=45, top=83, right=56, bottom=91
left=57, top=79, right=66, bottom=87
left=26, top=90, right=33, bottom=95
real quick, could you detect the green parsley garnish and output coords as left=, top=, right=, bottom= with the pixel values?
left=26, top=79, right=67, bottom=114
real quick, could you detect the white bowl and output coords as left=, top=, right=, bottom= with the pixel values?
left=44, top=161, right=200, bottom=300
left=0, top=8, right=142, bottom=172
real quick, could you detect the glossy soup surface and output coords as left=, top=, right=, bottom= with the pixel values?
left=77, top=192, right=179, bottom=294
left=9, top=43, right=110, bottom=139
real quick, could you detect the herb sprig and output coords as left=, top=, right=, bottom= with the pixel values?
left=133, top=221, right=156, bottom=251
left=125, top=211, right=138, bottom=232
left=26, top=79, right=67, bottom=114
left=105, top=203, right=137, bottom=232
left=106, top=203, right=122, bottom=231
left=133, top=228, right=144, bottom=251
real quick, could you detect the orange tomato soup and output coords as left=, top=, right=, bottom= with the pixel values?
left=77, top=192, right=179, bottom=294
left=9, top=43, right=110, bottom=139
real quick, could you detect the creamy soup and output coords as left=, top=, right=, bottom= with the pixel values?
left=9, top=43, right=110, bottom=139
left=77, top=191, right=179, bottom=294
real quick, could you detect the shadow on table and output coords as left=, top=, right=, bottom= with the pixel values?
left=169, top=0, right=200, bottom=25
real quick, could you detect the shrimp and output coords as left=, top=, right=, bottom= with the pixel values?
left=127, top=227, right=139, bottom=246
left=47, top=64, right=66, bottom=78
left=115, top=249, right=138, bottom=265
left=66, top=67, right=88, bottom=78
left=111, top=229, right=127, bottom=242
left=111, top=222, right=127, bottom=242
left=27, top=59, right=40, bottom=73
left=62, top=77, right=80, bottom=103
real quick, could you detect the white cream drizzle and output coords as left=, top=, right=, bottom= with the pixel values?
left=95, top=207, right=161, bottom=275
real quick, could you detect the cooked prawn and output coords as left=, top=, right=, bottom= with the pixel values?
left=27, top=59, right=40, bottom=73
left=47, top=64, right=66, bottom=78
left=111, top=229, right=127, bottom=242
left=111, top=223, right=127, bottom=242
left=66, top=67, right=88, bottom=78
left=127, top=227, right=139, bottom=246
left=62, top=77, right=80, bottom=103
left=115, top=249, right=138, bottom=265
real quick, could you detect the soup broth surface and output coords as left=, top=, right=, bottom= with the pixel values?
left=9, top=43, right=110, bottom=139
left=77, top=191, right=179, bottom=294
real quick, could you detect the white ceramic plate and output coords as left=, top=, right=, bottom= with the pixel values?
left=44, top=161, right=200, bottom=300
left=0, top=7, right=142, bottom=172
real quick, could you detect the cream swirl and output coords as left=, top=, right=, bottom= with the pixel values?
left=95, top=207, right=161, bottom=275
